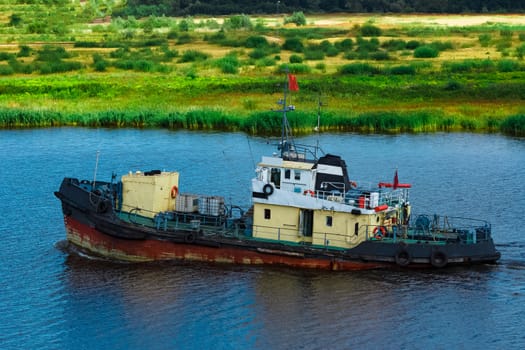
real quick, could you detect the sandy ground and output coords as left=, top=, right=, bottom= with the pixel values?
left=309, top=14, right=525, bottom=27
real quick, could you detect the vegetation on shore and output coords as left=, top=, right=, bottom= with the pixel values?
left=0, top=2, right=524, bottom=136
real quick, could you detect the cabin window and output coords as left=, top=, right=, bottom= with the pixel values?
left=294, top=170, right=301, bottom=180
left=354, top=222, right=359, bottom=236
left=285, top=169, right=291, bottom=179
left=326, top=216, right=333, bottom=227
left=271, top=168, right=281, bottom=188
left=264, top=209, right=271, bottom=220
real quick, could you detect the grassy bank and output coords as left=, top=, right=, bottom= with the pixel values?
left=1, top=106, right=523, bottom=136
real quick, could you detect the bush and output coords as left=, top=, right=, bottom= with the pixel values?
left=360, top=23, right=382, bottom=37
left=284, top=11, right=307, bottom=26
left=38, top=61, right=82, bottom=74
left=388, top=65, right=416, bottom=75
left=381, top=39, right=407, bottom=51
left=479, top=34, right=492, bottom=47
left=36, top=45, right=71, bottom=62
left=215, top=54, right=240, bottom=74
left=0, top=52, right=14, bottom=61
left=245, top=35, right=269, bottom=48
left=304, top=49, right=324, bottom=60
left=335, top=38, right=353, bottom=51
left=0, top=64, right=14, bottom=75
left=255, top=57, right=276, bottom=67
left=370, top=51, right=390, bottom=61
left=289, top=54, right=303, bottom=63
left=498, top=59, right=520, bottom=72
left=282, top=37, right=304, bottom=52
left=17, top=45, right=32, bottom=58
left=339, top=63, right=380, bottom=75
left=277, top=63, right=310, bottom=74
left=406, top=40, right=421, bottom=50
left=223, top=14, right=253, bottom=30
left=516, top=44, right=525, bottom=59
left=92, top=54, right=108, bottom=72
left=178, top=50, right=209, bottom=63
left=414, top=45, right=439, bottom=58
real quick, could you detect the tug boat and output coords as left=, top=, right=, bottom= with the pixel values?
left=55, top=76, right=500, bottom=270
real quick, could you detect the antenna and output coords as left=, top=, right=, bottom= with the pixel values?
left=93, top=150, right=100, bottom=187
left=315, top=94, right=323, bottom=158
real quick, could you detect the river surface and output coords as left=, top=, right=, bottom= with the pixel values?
left=0, top=128, right=524, bottom=349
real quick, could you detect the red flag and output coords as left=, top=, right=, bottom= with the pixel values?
left=393, top=170, right=399, bottom=190
left=288, top=74, right=299, bottom=91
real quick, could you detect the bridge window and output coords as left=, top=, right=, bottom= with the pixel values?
left=264, top=209, right=271, bottom=220
left=285, top=169, right=291, bottom=179
left=326, top=216, right=333, bottom=227
left=294, top=170, right=301, bottom=180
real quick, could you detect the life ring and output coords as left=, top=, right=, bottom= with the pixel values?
left=430, top=250, right=448, bottom=268
left=97, top=200, right=109, bottom=214
left=170, top=185, right=178, bottom=198
left=395, top=248, right=411, bottom=267
left=184, top=232, right=195, bottom=244
left=263, top=184, right=274, bottom=196
left=350, top=181, right=358, bottom=189
left=373, top=226, right=387, bottom=240
left=303, top=189, right=315, bottom=197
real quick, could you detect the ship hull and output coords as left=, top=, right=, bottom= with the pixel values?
left=63, top=215, right=386, bottom=270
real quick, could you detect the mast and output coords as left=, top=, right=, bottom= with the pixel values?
left=277, top=73, right=297, bottom=160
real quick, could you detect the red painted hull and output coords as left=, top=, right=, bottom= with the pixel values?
left=63, top=216, right=387, bottom=271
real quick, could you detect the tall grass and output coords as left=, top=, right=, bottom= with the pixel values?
left=1, top=108, right=521, bottom=136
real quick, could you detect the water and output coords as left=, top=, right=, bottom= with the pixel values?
left=1, top=128, right=524, bottom=349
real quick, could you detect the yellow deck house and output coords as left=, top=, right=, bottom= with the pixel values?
left=121, top=171, right=179, bottom=218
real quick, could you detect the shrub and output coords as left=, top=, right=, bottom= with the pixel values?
left=223, top=14, right=253, bottom=30
left=38, top=61, right=82, bottom=74
left=17, top=45, right=32, bottom=57
left=245, top=35, right=269, bottom=48
left=414, top=45, right=439, bottom=58
left=360, top=23, right=382, bottom=37
left=176, top=34, right=192, bottom=45
left=289, top=54, right=303, bottom=63
left=282, top=37, right=304, bottom=52
left=516, top=44, right=525, bottom=59
left=430, top=41, right=454, bottom=51
left=356, top=37, right=380, bottom=54
left=315, top=62, right=326, bottom=72
left=179, top=50, right=209, bottom=63
left=0, top=64, right=14, bottom=75
left=335, top=38, right=353, bottom=51
left=215, top=54, right=240, bottom=74
left=304, top=49, right=324, bottom=60
left=0, top=52, right=14, bottom=61
left=444, top=80, right=462, bottom=91
left=277, top=63, right=310, bottom=74
left=381, top=39, right=407, bottom=51
left=406, top=40, right=421, bottom=50
left=388, top=65, right=416, bottom=75
left=479, top=34, right=492, bottom=47
left=498, top=59, right=520, bottom=72
left=36, top=45, right=71, bottom=62
left=339, top=63, right=380, bottom=75
left=370, top=51, right=390, bottom=61
left=284, top=11, right=307, bottom=26
left=255, top=57, right=276, bottom=67
left=249, top=48, right=269, bottom=59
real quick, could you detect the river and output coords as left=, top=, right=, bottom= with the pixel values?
left=0, top=128, right=524, bottom=349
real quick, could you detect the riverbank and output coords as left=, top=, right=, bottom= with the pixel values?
left=0, top=74, right=523, bottom=135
